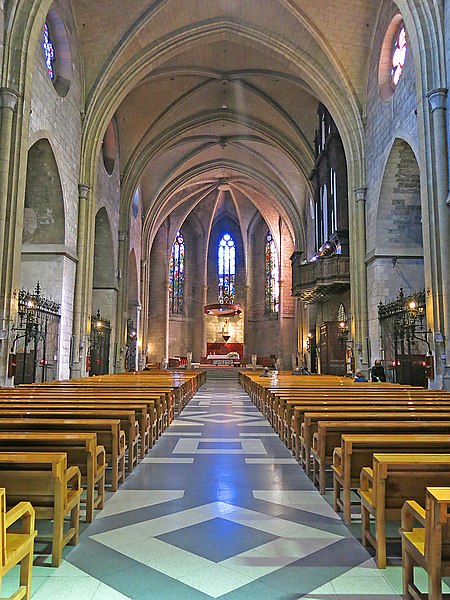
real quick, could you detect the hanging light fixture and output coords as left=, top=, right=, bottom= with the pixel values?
left=203, top=303, right=241, bottom=317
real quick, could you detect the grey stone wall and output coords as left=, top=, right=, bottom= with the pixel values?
left=0, top=3, right=4, bottom=69
left=22, top=0, right=82, bottom=379
left=93, top=119, right=121, bottom=374
left=365, top=0, right=423, bottom=352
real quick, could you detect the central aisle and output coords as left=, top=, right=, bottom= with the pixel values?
left=25, top=376, right=403, bottom=599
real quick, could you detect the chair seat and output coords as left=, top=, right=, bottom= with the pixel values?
left=402, top=528, right=425, bottom=555
left=360, top=489, right=373, bottom=508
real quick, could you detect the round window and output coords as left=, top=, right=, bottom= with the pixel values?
left=131, top=188, right=140, bottom=218
left=378, top=15, right=407, bottom=102
left=391, top=24, right=407, bottom=87
left=102, top=120, right=117, bottom=176
left=42, top=9, right=72, bottom=97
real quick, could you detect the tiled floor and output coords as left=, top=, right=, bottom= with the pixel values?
left=3, top=376, right=420, bottom=598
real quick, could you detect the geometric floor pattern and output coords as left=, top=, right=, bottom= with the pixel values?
left=2, top=375, right=407, bottom=598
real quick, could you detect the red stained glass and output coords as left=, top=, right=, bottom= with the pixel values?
left=218, top=234, right=235, bottom=303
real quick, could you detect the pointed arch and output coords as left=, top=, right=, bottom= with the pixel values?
left=23, top=138, right=65, bottom=245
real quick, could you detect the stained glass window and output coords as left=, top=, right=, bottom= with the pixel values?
left=265, top=230, right=279, bottom=313
left=169, top=231, right=185, bottom=314
left=42, top=23, right=55, bottom=80
left=391, top=24, right=407, bottom=87
left=218, top=233, right=235, bottom=303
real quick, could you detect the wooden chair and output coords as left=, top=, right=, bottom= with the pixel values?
left=359, top=454, right=450, bottom=568
left=0, top=452, right=82, bottom=566
left=0, top=488, right=36, bottom=600
left=401, top=487, right=450, bottom=600
left=332, top=434, right=450, bottom=525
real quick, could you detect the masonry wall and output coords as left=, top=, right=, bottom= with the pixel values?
left=168, top=223, right=199, bottom=359
left=127, top=187, right=142, bottom=367
left=0, top=3, right=4, bottom=74
left=21, top=0, right=82, bottom=379
left=365, top=0, right=423, bottom=357
left=246, top=215, right=280, bottom=362
left=92, top=120, right=121, bottom=374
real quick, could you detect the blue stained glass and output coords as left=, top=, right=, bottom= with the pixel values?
left=169, top=231, right=185, bottom=314
left=218, top=233, right=235, bottom=303
left=42, top=23, right=55, bottom=80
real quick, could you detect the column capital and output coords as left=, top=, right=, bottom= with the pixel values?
left=78, top=184, right=90, bottom=199
left=355, top=187, right=367, bottom=202
left=118, top=231, right=128, bottom=243
left=0, top=88, right=20, bottom=111
left=427, top=88, right=448, bottom=112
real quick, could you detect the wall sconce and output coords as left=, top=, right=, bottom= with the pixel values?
left=305, top=332, right=313, bottom=352
left=337, top=320, right=350, bottom=351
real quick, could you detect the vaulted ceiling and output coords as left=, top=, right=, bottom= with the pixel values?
left=72, top=0, right=382, bottom=248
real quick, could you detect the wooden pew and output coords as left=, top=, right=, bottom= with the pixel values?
left=0, top=488, right=36, bottom=600
left=0, top=403, right=139, bottom=472
left=0, top=452, right=82, bottom=567
left=360, top=454, right=450, bottom=568
left=332, top=434, right=450, bottom=525
left=311, top=421, right=450, bottom=494
left=0, top=412, right=127, bottom=492
left=400, top=487, right=450, bottom=600
left=283, top=394, right=450, bottom=445
left=0, top=397, right=155, bottom=456
left=0, top=428, right=106, bottom=523
left=300, top=410, right=450, bottom=473
left=0, top=408, right=139, bottom=471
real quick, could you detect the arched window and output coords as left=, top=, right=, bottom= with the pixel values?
left=218, top=233, right=235, bottom=303
left=169, top=232, right=185, bottom=314
left=42, top=23, right=55, bottom=80
left=265, top=230, right=279, bottom=313
left=391, top=24, right=407, bottom=87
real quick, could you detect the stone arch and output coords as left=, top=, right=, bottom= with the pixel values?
left=19, top=137, right=69, bottom=380
left=375, top=138, right=423, bottom=256
left=23, top=138, right=65, bottom=245
left=93, top=208, right=116, bottom=290
left=143, top=160, right=302, bottom=255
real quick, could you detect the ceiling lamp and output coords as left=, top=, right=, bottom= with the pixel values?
left=203, top=303, right=242, bottom=317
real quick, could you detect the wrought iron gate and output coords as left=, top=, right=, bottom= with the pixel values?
left=125, top=319, right=137, bottom=372
left=89, top=310, right=111, bottom=376
left=378, top=288, right=429, bottom=387
left=13, top=284, right=61, bottom=384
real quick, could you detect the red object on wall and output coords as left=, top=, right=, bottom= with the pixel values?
left=207, top=343, right=243, bottom=358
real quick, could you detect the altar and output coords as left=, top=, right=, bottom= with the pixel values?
left=206, top=354, right=235, bottom=366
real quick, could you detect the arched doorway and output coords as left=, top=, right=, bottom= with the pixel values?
left=16, top=138, right=67, bottom=382
left=90, top=208, right=116, bottom=375
left=374, top=139, right=425, bottom=385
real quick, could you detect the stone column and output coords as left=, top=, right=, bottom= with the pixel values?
left=427, top=89, right=450, bottom=387
left=71, top=184, right=90, bottom=379
left=163, top=281, right=170, bottom=366
left=202, top=284, right=208, bottom=360
left=0, top=89, right=20, bottom=384
left=114, top=230, right=128, bottom=372
left=140, top=258, right=149, bottom=360
left=354, top=187, right=369, bottom=369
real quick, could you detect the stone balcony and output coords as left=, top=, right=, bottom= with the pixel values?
left=291, top=253, right=350, bottom=304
